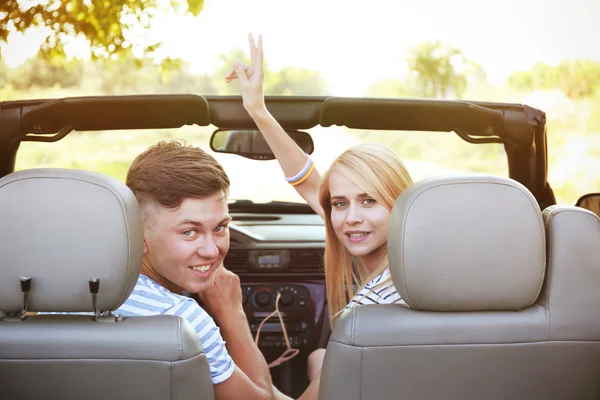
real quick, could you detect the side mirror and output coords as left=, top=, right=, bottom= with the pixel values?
left=210, top=129, right=314, bottom=160
left=576, top=193, right=600, bottom=217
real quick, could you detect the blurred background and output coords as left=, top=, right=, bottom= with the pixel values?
left=1, top=0, right=599, bottom=204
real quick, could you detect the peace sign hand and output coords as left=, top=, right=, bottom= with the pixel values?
left=225, top=33, right=265, bottom=116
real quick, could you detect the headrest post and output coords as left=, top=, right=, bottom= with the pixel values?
left=89, top=278, right=100, bottom=320
left=19, top=276, right=32, bottom=320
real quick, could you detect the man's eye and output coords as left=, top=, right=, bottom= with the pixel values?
left=363, top=198, right=376, bottom=205
left=215, top=225, right=228, bottom=233
left=183, top=230, right=196, bottom=237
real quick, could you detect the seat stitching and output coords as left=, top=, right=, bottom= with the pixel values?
left=177, top=317, right=182, bottom=360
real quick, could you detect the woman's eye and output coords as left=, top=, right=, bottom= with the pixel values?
left=332, top=201, right=346, bottom=208
left=183, top=230, right=196, bottom=237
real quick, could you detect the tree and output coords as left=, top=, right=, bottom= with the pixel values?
left=366, top=78, right=418, bottom=98
left=82, top=54, right=217, bottom=95
left=406, top=40, right=474, bottom=98
left=212, top=47, right=328, bottom=96
left=1, top=55, right=83, bottom=89
left=0, top=0, right=204, bottom=62
left=265, top=67, right=328, bottom=96
left=506, top=62, right=557, bottom=92
left=507, top=60, right=600, bottom=99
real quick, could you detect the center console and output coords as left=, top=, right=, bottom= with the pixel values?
left=224, top=219, right=327, bottom=398
left=242, top=283, right=315, bottom=350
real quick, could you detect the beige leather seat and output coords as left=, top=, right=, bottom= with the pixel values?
left=0, top=169, right=215, bottom=400
left=319, top=174, right=600, bottom=400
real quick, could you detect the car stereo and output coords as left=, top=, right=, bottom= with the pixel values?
left=249, top=250, right=289, bottom=271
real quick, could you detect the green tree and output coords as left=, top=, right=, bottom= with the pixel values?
left=506, top=62, right=562, bottom=93
left=555, top=60, right=600, bottom=99
left=3, top=56, right=83, bottom=89
left=90, top=56, right=161, bottom=94
left=83, top=54, right=216, bottom=95
left=366, top=78, right=418, bottom=98
left=265, top=67, right=328, bottom=96
left=507, top=60, right=600, bottom=99
left=0, top=0, right=204, bottom=62
left=406, top=40, right=474, bottom=98
left=212, top=47, right=328, bottom=96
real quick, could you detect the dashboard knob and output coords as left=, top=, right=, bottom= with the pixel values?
left=280, top=292, right=294, bottom=306
left=254, top=290, right=272, bottom=306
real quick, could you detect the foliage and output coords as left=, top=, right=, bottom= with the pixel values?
left=2, top=56, right=83, bottom=89
left=507, top=60, right=600, bottom=99
left=366, top=78, right=419, bottom=98
left=0, top=44, right=330, bottom=97
left=4, top=30, right=600, bottom=206
left=406, top=40, right=477, bottom=98
left=266, top=67, right=328, bottom=96
left=211, top=47, right=329, bottom=96
left=0, top=0, right=204, bottom=62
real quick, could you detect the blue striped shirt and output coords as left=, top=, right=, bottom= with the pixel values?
left=116, top=274, right=235, bottom=384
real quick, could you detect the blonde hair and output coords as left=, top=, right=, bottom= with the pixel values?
left=318, top=143, right=413, bottom=326
left=580, top=195, right=600, bottom=217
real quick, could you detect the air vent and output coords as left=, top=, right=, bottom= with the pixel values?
left=289, top=248, right=324, bottom=273
left=223, top=250, right=249, bottom=272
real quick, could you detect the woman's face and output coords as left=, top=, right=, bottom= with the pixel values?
left=328, top=170, right=391, bottom=272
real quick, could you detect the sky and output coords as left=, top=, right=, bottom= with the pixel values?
left=2, top=0, right=599, bottom=96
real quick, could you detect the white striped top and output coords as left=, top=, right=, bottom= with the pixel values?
left=346, top=269, right=405, bottom=309
left=115, top=274, right=235, bottom=384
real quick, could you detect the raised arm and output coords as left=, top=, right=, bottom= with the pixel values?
left=225, top=34, right=324, bottom=219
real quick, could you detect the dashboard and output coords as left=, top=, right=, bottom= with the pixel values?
left=222, top=212, right=328, bottom=392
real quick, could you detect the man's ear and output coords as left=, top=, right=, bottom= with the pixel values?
left=142, top=223, right=152, bottom=256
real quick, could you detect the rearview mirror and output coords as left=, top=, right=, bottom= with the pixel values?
left=210, top=129, right=314, bottom=160
left=576, top=193, right=600, bottom=217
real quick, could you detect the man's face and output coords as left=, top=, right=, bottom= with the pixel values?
left=143, top=193, right=231, bottom=294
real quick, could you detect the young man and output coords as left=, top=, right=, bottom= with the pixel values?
left=118, top=140, right=274, bottom=400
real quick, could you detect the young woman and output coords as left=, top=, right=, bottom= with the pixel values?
left=226, top=34, right=414, bottom=399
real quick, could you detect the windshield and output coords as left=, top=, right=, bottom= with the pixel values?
left=15, top=125, right=507, bottom=204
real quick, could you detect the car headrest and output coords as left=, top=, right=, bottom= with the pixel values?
left=388, top=174, right=546, bottom=312
left=0, top=169, right=143, bottom=314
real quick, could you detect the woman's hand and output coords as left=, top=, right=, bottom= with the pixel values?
left=225, top=33, right=266, bottom=117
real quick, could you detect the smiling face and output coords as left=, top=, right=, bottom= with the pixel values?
left=142, top=192, right=231, bottom=294
left=328, top=170, right=391, bottom=273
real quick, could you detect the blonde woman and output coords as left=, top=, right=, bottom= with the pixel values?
left=227, top=34, right=414, bottom=400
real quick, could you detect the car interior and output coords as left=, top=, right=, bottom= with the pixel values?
left=1, top=94, right=599, bottom=399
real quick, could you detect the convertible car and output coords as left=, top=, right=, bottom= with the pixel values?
left=1, top=95, right=599, bottom=399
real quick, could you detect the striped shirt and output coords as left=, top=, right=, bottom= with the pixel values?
left=346, top=269, right=406, bottom=309
left=115, top=274, right=235, bottom=384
